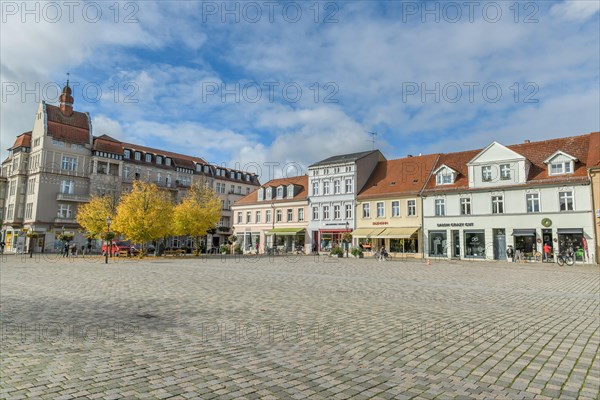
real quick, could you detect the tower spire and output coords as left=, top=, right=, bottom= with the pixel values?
left=59, top=72, right=74, bottom=116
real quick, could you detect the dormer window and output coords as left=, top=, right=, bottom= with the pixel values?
left=550, top=162, right=572, bottom=175
left=287, top=185, right=294, bottom=198
left=123, top=149, right=131, bottom=159
left=145, top=154, right=152, bottom=162
left=482, top=166, right=492, bottom=181
left=258, top=188, right=264, bottom=201
left=276, top=186, right=284, bottom=199
left=435, top=167, right=454, bottom=185
left=544, top=151, right=577, bottom=176
left=266, top=188, right=272, bottom=200
left=156, top=156, right=163, bottom=165
left=134, top=152, right=141, bottom=161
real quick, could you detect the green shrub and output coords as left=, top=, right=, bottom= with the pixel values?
left=351, top=247, right=363, bottom=257
left=219, top=245, right=229, bottom=254
left=331, top=246, right=344, bottom=257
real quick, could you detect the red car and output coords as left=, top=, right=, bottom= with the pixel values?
left=101, top=241, right=132, bottom=256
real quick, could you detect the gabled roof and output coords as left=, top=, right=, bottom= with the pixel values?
left=9, top=132, right=32, bottom=150
left=423, top=134, right=591, bottom=193
left=121, top=141, right=206, bottom=169
left=45, top=104, right=91, bottom=145
left=233, top=175, right=308, bottom=206
left=309, top=150, right=381, bottom=168
left=588, top=132, right=600, bottom=168
left=358, top=154, right=439, bottom=199
left=468, top=141, right=526, bottom=165
left=432, top=163, right=458, bottom=175
left=543, top=150, right=578, bottom=164
left=93, top=135, right=123, bottom=154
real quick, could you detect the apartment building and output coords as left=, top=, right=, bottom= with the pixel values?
left=354, top=154, right=439, bottom=257
left=0, top=83, right=259, bottom=253
left=422, top=134, right=597, bottom=263
left=231, top=175, right=309, bottom=254
left=308, top=150, right=384, bottom=252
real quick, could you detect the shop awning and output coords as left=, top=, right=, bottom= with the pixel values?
left=351, top=228, right=386, bottom=238
left=512, top=229, right=536, bottom=237
left=378, top=227, right=419, bottom=238
left=557, top=228, right=583, bottom=235
left=265, top=228, right=305, bottom=236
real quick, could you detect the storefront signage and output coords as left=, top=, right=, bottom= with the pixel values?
left=372, top=221, right=389, bottom=226
left=436, top=223, right=474, bottom=228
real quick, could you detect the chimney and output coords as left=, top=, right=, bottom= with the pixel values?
left=524, top=140, right=530, bottom=143
left=59, top=80, right=74, bottom=116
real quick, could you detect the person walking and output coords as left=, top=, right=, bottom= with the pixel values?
left=378, top=245, right=387, bottom=261
left=543, top=242, right=552, bottom=262
left=0, top=241, right=5, bottom=254
left=63, top=242, right=69, bottom=258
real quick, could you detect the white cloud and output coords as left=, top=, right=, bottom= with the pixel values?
left=551, top=1, right=600, bottom=21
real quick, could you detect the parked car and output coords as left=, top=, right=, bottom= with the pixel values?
left=101, top=241, right=132, bottom=256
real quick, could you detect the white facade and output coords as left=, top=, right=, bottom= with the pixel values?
left=423, top=141, right=596, bottom=263
left=423, top=183, right=596, bottom=262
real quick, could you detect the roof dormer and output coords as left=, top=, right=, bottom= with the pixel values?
left=433, top=165, right=457, bottom=185
left=265, top=187, right=273, bottom=200
left=276, top=185, right=284, bottom=199
left=257, top=187, right=264, bottom=201
left=544, top=151, right=577, bottom=176
left=287, top=184, right=295, bottom=198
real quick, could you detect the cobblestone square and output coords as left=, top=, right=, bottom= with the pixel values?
left=1, top=254, right=598, bottom=399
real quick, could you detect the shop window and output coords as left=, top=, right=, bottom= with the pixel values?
left=429, top=231, right=447, bottom=256
left=464, top=231, right=485, bottom=258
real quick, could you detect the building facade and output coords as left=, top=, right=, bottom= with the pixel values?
left=0, top=83, right=260, bottom=253
left=354, top=154, right=439, bottom=258
left=422, top=135, right=597, bottom=263
left=231, top=176, right=309, bottom=254
left=308, top=150, right=384, bottom=252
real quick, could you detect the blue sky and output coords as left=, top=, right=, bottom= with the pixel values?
left=1, top=1, right=599, bottom=180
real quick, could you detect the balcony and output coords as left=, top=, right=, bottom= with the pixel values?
left=56, top=193, right=90, bottom=202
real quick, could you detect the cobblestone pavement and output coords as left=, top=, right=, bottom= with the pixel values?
left=1, top=254, right=599, bottom=399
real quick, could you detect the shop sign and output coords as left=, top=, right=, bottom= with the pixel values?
left=436, top=222, right=474, bottom=228
left=372, top=221, right=388, bottom=226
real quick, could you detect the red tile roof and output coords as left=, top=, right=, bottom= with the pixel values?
left=233, top=175, right=308, bottom=206
left=358, top=154, right=440, bottom=199
left=121, top=141, right=206, bottom=169
left=46, top=104, right=89, bottom=129
left=9, top=132, right=32, bottom=149
left=423, top=134, right=592, bottom=193
left=93, top=135, right=123, bottom=154
left=588, top=132, right=600, bottom=169
left=45, top=103, right=91, bottom=145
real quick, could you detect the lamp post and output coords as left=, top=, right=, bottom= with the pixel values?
left=105, top=216, right=112, bottom=264
left=271, top=202, right=276, bottom=254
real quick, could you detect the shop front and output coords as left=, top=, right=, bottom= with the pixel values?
left=265, top=228, right=306, bottom=253
left=317, top=229, right=351, bottom=252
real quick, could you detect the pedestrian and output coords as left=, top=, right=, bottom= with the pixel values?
left=378, top=245, right=387, bottom=261
left=543, top=242, right=552, bottom=262
left=63, top=242, right=69, bottom=258
left=71, top=243, right=77, bottom=257
left=506, top=245, right=515, bottom=262
left=256, top=242, right=259, bottom=255
left=0, top=241, right=5, bottom=254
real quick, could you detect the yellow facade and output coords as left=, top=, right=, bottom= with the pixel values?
left=354, top=196, right=423, bottom=257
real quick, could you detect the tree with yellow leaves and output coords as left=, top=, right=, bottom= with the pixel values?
left=76, top=195, right=117, bottom=238
left=173, top=181, right=222, bottom=255
left=113, top=180, right=173, bottom=254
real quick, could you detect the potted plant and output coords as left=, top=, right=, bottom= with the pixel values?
left=351, top=247, right=364, bottom=258
left=331, top=246, right=344, bottom=258
left=219, top=244, right=229, bottom=254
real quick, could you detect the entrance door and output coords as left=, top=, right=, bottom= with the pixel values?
left=452, top=230, right=460, bottom=258
left=494, top=229, right=506, bottom=260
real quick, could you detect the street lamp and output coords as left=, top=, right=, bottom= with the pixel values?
left=271, top=202, right=276, bottom=254
left=105, top=216, right=112, bottom=264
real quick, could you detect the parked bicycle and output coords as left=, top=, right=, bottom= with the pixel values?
left=556, top=251, right=574, bottom=266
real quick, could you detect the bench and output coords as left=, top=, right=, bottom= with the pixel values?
left=164, top=249, right=186, bottom=257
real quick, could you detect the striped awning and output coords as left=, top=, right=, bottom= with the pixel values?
left=351, top=228, right=385, bottom=238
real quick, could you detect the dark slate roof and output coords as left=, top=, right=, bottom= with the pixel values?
left=309, top=150, right=380, bottom=167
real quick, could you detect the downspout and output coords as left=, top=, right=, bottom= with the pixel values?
left=588, top=168, right=599, bottom=264
left=419, top=154, right=441, bottom=260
